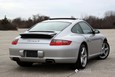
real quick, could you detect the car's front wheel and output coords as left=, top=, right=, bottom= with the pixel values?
left=16, top=61, right=33, bottom=67
left=98, top=41, right=110, bottom=59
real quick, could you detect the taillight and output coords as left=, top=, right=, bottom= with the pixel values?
left=50, top=39, right=72, bottom=46
left=12, top=39, right=19, bottom=45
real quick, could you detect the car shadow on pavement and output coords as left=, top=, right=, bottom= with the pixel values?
left=12, top=57, right=111, bottom=73
left=13, top=63, right=74, bottom=73
left=85, top=57, right=111, bottom=69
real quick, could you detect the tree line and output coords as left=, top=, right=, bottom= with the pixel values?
left=0, top=15, right=49, bottom=30
left=84, top=11, right=115, bottom=29
left=0, top=11, right=115, bottom=30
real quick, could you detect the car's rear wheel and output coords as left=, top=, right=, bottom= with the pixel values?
left=74, top=44, right=88, bottom=69
left=98, top=41, right=110, bottom=59
left=16, top=61, right=33, bottom=67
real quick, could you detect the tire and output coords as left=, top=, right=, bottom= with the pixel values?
left=16, top=61, right=33, bottom=67
left=74, top=44, right=88, bottom=69
left=98, top=41, right=110, bottom=59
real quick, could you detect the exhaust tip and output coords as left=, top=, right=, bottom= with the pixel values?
left=46, top=59, right=55, bottom=64
left=12, top=57, right=20, bottom=61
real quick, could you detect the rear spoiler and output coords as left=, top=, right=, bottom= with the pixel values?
left=20, top=32, right=56, bottom=39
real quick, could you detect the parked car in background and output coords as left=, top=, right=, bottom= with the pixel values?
left=9, top=18, right=110, bottom=69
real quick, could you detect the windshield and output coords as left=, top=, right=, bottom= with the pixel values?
left=29, top=21, right=71, bottom=32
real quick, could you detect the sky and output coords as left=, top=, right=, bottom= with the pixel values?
left=0, top=0, right=115, bottom=19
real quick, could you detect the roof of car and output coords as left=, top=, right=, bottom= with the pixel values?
left=43, top=18, right=84, bottom=23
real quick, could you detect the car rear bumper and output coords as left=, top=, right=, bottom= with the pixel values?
left=10, top=56, right=76, bottom=63
left=9, top=43, right=80, bottom=63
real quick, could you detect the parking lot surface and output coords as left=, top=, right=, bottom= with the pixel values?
left=0, top=29, right=115, bottom=77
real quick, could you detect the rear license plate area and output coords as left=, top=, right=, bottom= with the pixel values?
left=24, top=50, right=38, bottom=57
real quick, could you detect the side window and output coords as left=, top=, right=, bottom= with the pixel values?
left=79, top=22, right=93, bottom=34
left=71, top=24, right=83, bottom=34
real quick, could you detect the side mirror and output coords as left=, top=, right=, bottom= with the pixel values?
left=93, top=29, right=100, bottom=34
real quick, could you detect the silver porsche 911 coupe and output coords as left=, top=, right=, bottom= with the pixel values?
left=9, top=18, right=110, bottom=69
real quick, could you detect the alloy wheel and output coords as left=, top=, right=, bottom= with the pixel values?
left=99, top=42, right=110, bottom=59
left=80, top=46, right=88, bottom=67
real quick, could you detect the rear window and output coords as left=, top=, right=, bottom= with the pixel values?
left=29, top=21, right=71, bottom=31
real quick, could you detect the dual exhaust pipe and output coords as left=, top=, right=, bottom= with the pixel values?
left=45, top=59, right=55, bottom=64
left=11, top=57, right=55, bottom=64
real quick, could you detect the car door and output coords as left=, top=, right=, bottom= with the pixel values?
left=78, top=22, right=102, bottom=55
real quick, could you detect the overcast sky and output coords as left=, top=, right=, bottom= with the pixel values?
left=0, top=0, right=115, bottom=19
